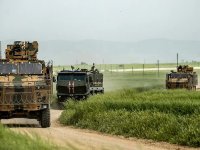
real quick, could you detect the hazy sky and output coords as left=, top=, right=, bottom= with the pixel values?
left=0, top=0, right=200, bottom=42
left=0, top=0, right=200, bottom=65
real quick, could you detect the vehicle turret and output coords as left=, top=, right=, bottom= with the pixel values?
left=6, top=41, right=38, bottom=60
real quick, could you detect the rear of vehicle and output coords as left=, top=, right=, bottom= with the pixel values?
left=56, top=71, right=90, bottom=100
left=0, top=61, right=52, bottom=128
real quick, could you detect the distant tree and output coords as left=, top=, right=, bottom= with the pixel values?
left=119, top=64, right=124, bottom=68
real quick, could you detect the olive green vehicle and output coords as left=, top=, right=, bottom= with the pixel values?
left=0, top=41, right=53, bottom=128
left=56, top=64, right=104, bottom=101
left=166, top=65, right=198, bottom=90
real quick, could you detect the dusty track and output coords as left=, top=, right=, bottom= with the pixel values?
left=1, top=109, right=199, bottom=150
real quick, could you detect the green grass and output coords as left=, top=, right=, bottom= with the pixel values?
left=0, top=124, right=59, bottom=150
left=60, top=88, right=200, bottom=147
left=53, top=62, right=200, bottom=73
left=57, top=64, right=200, bottom=147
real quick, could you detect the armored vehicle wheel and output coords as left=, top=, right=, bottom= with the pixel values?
left=40, top=108, right=50, bottom=128
left=57, top=95, right=67, bottom=102
left=84, top=95, right=89, bottom=99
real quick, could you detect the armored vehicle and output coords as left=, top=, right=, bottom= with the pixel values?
left=56, top=69, right=91, bottom=101
left=0, top=41, right=53, bottom=128
left=56, top=64, right=104, bottom=101
left=166, top=65, right=198, bottom=90
left=89, top=64, right=104, bottom=94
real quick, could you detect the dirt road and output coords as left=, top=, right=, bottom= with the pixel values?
left=1, top=109, right=199, bottom=150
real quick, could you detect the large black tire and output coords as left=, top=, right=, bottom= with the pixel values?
left=40, top=108, right=50, bottom=128
left=57, top=95, right=62, bottom=101
left=57, top=95, right=67, bottom=102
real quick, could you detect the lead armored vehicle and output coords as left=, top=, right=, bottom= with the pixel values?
left=56, top=64, right=104, bottom=101
left=166, top=65, right=198, bottom=90
left=0, top=41, right=53, bottom=127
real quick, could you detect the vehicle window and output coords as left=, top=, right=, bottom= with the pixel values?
left=73, top=75, right=85, bottom=81
left=0, top=62, right=42, bottom=75
left=0, top=62, right=17, bottom=74
left=170, top=73, right=188, bottom=78
left=58, top=75, right=72, bottom=80
left=58, top=74, right=86, bottom=81
left=19, top=62, right=42, bottom=74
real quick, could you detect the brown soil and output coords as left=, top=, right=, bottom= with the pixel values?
left=1, top=109, right=199, bottom=150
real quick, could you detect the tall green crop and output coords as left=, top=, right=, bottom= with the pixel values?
left=60, top=88, right=200, bottom=147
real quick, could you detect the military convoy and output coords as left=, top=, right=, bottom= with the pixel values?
left=166, top=65, right=198, bottom=90
left=56, top=64, right=104, bottom=101
left=1, top=41, right=199, bottom=127
left=0, top=41, right=53, bottom=128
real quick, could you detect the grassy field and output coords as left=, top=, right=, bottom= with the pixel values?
left=54, top=62, right=200, bottom=73
left=60, top=88, right=200, bottom=147
left=0, top=124, right=60, bottom=150
left=57, top=64, right=200, bottom=147
left=59, top=67, right=200, bottom=147
left=103, top=71, right=165, bottom=91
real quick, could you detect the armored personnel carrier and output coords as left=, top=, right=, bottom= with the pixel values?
left=166, top=65, right=198, bottom=90
left=56, top=64, right=104, bottom=101
left=0, top=41, right=53, bottom=128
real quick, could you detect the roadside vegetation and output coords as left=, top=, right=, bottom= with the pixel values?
left=0, top=124, right=59, bottom=150
left=60, top=87, right=200, bottom=147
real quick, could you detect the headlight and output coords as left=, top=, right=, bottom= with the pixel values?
left=42, top=104, right=48, bottom=109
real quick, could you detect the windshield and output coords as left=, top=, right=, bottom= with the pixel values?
left=170, top=73, right=189, bottom=78
left=58, top=74, right=86, bottom=81
left=0, top=62, right=42, bottom=75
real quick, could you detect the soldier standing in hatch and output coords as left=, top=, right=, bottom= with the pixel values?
left=91, top=63, right=95, bottom=71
